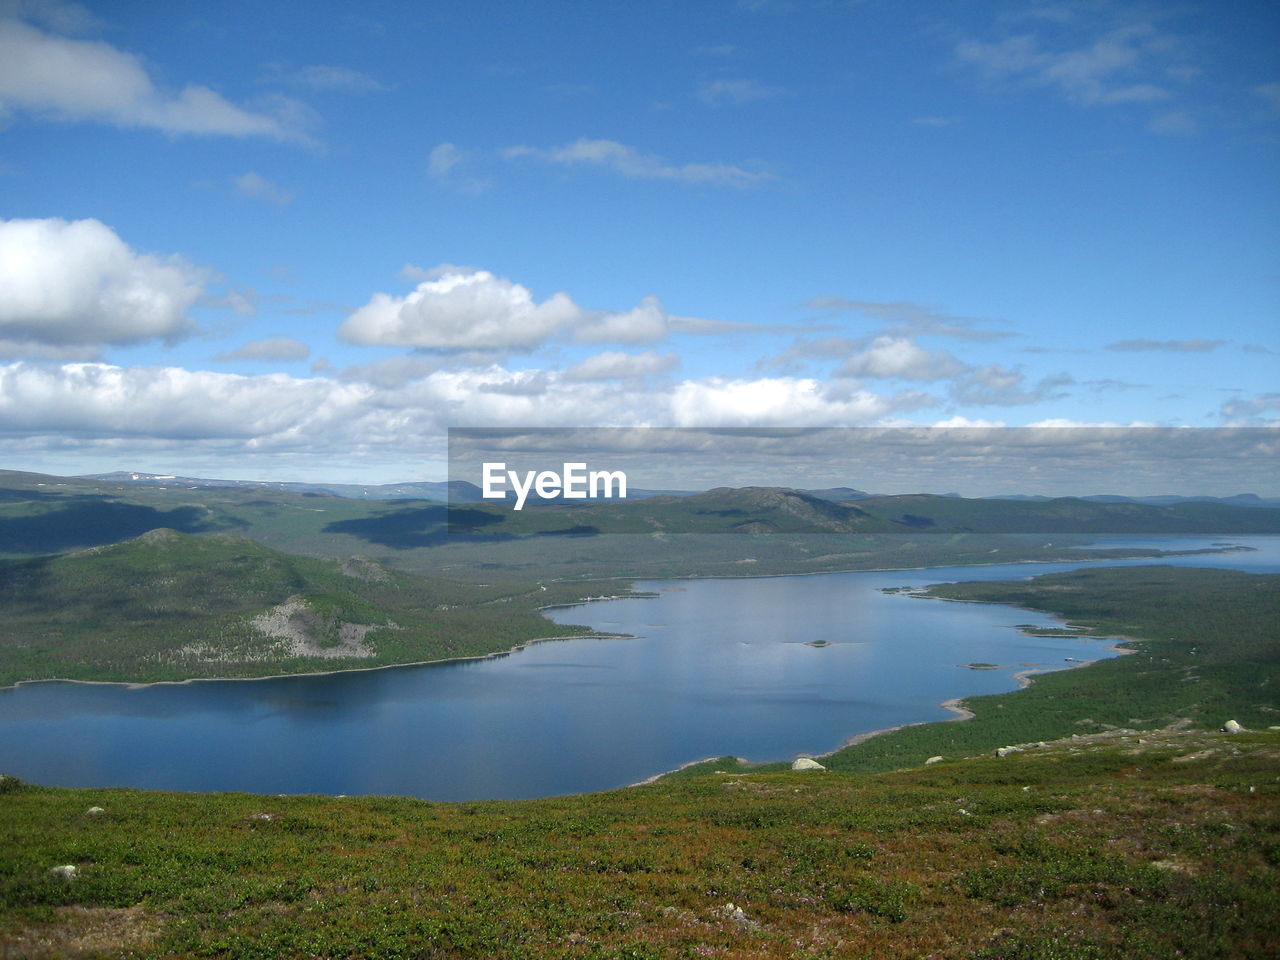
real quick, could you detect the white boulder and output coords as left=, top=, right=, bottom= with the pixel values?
left=791, top=757, right=826, bottom=771
left=85, top=806, right=105, bottom=816
left=1222, top=720, right=1245, bottom=734
left=49, top=865, right=77, bottom=880
left=925, top=755, right=944, bottom=765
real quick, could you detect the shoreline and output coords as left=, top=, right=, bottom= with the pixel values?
left=0, top=632, right=634, bottom=693
left=5, top=538, right=1232, bottom=693
left=636, top=616, right=1140, bottom=783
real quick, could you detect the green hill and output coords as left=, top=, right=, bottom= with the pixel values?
left=0, top=530, right=598, bottom=686
left=5, top=469, right=1245, bottom=603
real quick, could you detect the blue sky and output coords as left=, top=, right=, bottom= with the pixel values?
left=0, top=0, right=1277, bottom=484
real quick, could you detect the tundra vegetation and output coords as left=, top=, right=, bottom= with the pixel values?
left=1, top=729, right=1277, bottom=958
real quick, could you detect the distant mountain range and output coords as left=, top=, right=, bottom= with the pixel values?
left=75, top=471, right=1280, bottom=509
left=473, top=485, right=1280, bottom=536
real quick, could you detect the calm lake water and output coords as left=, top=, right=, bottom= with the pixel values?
left=2, top=536, right=1277, bottom=801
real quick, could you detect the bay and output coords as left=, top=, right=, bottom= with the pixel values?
left=1, top=535, right=1276, bottom=801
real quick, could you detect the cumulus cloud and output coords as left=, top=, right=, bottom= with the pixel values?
left=342, top=267, right=714, bottom=351
left=477, top=371, right=550, bottom=396
left=0, top=17, right=314, bottom=142
left=502, top=138, right=771, bottom=188
left=1106, top=338, right=1226, bottom=352
left=0, top=362, right=368, bottom=440
left=671, top=377, right=936, bottom=427
left=0, top=217, right=206, bottom=352
left=835, top=336, right=966, bottom=381
left=0, top=355, right=1126, bottom=480
left=575, top=296, right=694, bottom=344
left=339, top=269, right=582, bottom=350
left=564, top=350, right=679, bottom=381
left=233, top=172, right=294, bottom=205
left=214, top=338, right=310, bottom=362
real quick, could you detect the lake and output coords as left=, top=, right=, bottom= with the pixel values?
left=2, top=535, right=1277, bottom=801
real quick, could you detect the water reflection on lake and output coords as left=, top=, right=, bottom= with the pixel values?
left=1, top=535, right=1276, bottom=800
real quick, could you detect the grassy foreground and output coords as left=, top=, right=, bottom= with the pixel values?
left=2, top=728, right=1278, bottom=959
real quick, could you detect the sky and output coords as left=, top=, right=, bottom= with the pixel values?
left=1, top=0, right=1277, bottom=487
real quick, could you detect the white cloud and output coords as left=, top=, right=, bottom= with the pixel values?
left=1024, top=418, right=1160, bottom=428
left=0, top=356, right=1116, bottom=477
left=339, top=269, right=582, bottom=350
left=0, top=217, right=206, bottom=352
left=502, top=138, right=771, bottom=188
left=574, top=295, right=692, bottom=344
left=930, top=416, right=1007, bottom=428
left=0, top=18, right=314, bottom=142
left=564, top=350, right=679, bottom=381
left=343, top=268, right=714, bottom=351
left=695, top=78, right=784, bottom=106
left=0, top=362, right=369, bottom=440
left=670, top=377, right=934, bottom=427
left=214, top=338, right=311, bottom=362
left=835, top=336, right=966, bottom=380
left=233, top=172, right=294, bottom=205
